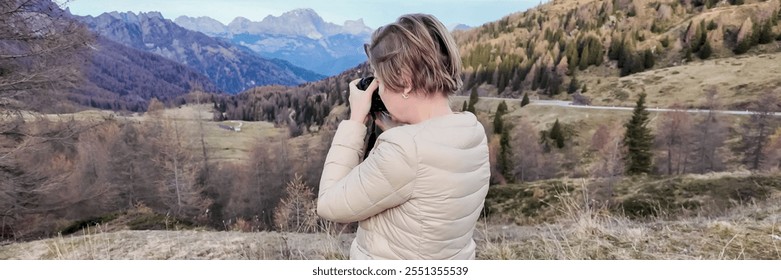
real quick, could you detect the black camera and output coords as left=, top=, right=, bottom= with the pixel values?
left=356, top=76, right=387, bottom=160
left=356, top=76, right=387, bottom=114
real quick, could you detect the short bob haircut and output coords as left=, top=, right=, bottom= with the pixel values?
left=365, top=14, right=462, bottom=97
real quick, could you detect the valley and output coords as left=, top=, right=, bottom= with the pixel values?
left=1, top=0, right=780, bottom=260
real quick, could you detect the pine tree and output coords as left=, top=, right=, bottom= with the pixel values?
left=618, top=38, right=633, bottom=69
left=699, top=40, right=712, bottom=59
left=334, top=79, right=343, bottom=105
left=521, top=93, right=530, bottom=107
left=550, top=118, right=565, bottom=149
left=589, top=37, right=603, bottom=66
left=750, top=19, right=762, bottom=47
left=660, top=36, right=670, bottom=48
left=758, top=21, right=774, bottom=44
left=565, top=42, right=579, bottom=73
left=707, top=20, right=718, bottom=31
left=568, top=75, right=580, bottom=94
left=691, top=21, right=706, bottom=53
left=499, top=125, right=513, bottom=182
left=643, top=49, right=655, bottom=69
left=579, top=44, right=591, bottom=70
left=609, top=36, right=624, bottom=61
left=734, top=37, right=752, bottom=54
left=623, top=93, right=654, bottom=175
left=467, top=87, right=479, bottom=113
left=620, top=54, right=635, bottom=77
left=684, top=47, right=694, bottom=61
left=511, top=68, right=523, bottom=91
left=651, top=20, right=662, bottom=33
left=547, top=73, right=562, bottom=96
left=494, top=101, right=508, bottom=134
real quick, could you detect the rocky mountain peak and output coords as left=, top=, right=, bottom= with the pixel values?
left=104, top=11, right=165, bottom=23
left=279, top=8, right=322, bottom=22
left=77, top=11, right=324, bottom=93
left=174, top=15, right=227, bottom=35
left=343, top=18, right=372, bottom=35
left=227, top=16, right=254, bottom=32
left=173, top=9, right=373, bottom=76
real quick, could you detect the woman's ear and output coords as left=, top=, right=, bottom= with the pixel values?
left=401, top=73, right=413, bottom=95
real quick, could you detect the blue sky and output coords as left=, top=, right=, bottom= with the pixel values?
left=65, top=0, right=539, bottom=29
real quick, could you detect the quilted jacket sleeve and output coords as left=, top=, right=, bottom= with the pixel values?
left=317, top=120, right=416, bottom=223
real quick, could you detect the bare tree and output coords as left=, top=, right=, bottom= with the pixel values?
left=655, top=106, right=693, bottom=175
left=0, top=1, right=93, bottom=238
left=765, top=128, right=781, bottom=171
left=584, top=122, right=626, bottom=202
left=108, top=122, right=157, bottom=208
left=149, top=116, right=211, bottom=218
left=589, top=123, right=625, bottom=180
left=511, top=118, right=551, bottom=182
left=237, top=138, right=293, bottom=229
left=0, top=0, right=91, bottom=109
left=0, top=117, right=76, bottom=237
left=301, top=128, right=332, bottom=190
left=0, top=115, right=110, bottom=238
left=273, top=174, right=318, bottom=233
left=690, top=87, right=728, bottom=173
left=739, top=92, right=780, bottom=171
left=64, top=121, right=124, bottom=218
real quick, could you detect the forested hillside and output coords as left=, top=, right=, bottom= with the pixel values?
left=454, top=0, right=781, bottom=104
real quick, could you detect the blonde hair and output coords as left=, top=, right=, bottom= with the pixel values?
left=365, top=14, right=462, bottom=97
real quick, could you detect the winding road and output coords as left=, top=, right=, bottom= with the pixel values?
left=478, top=97, right=781, bottom=117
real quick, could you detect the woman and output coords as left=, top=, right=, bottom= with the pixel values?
left=317, top=13, right=490, bottom=260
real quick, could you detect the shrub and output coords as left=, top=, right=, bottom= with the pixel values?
left=660, top=36, right=670, bottom=48
left=707, top=20, right=717, bottom=31
left=273, top=174, right=319, bottom=233
left=698, top=40, right=712, bottom=59
left=60, top=214, right=119, bottom=235
left=733, top=37, right=751, bottom=54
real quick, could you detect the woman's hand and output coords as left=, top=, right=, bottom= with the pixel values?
left=348, top=78, right=378, bottom=124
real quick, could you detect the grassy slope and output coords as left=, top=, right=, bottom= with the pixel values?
left=587, top=52, right=781, bottom=109
left=456, top=0, right=781, bottom=110
left=2, top=173, right=779, bottom=259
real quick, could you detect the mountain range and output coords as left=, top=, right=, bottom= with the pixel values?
left=73, top=36, right=220, bottom=111
left=175, top=9, right=373, bottom=76
left=77, top=11, right=325, bottom=94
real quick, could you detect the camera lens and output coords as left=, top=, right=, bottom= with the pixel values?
left=356, top=76, right=387, bottom=114
left=357, top=76, right=374, bottom=91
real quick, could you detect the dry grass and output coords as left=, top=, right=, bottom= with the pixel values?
left=588, top=53, right=781, bottom=109
left=2, top=176, right=780, bottom=260
left=475, top=180, right=781, bottom=260
left=150, top=105, right=286, bottom=163
left=0, top=227, right=353, bottom=260
left=32, top=104, right=290, bottom=163
left=66, top=104, right=336, bottom=165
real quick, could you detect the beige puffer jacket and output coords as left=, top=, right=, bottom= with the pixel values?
left=317, top=112, right=490, bottom=260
